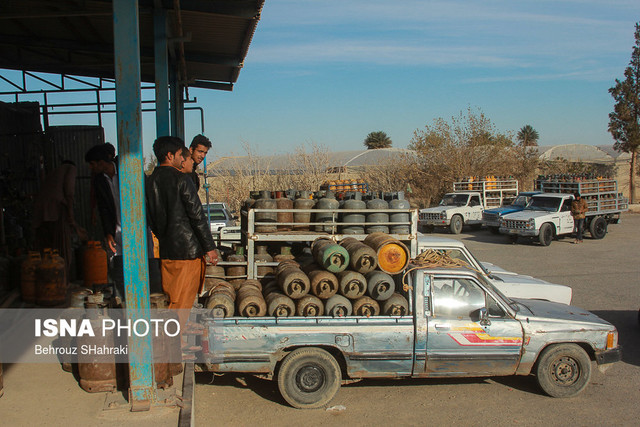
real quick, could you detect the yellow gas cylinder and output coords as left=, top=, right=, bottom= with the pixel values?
left=83, top=241, right=108, bottom=288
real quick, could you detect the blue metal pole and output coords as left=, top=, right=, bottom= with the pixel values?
left=154, top=8, right=170, bottom=137
left=112, top=0, right=155, bottom=410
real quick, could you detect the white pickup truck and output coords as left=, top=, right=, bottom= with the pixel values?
left=417, top=235, right=572, bottom=304
left=499, top=191, right=627, bottom=246
left=419, top=179, right=518, bottom=234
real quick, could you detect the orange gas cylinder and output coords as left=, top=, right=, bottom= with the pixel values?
left=21, top=251, right=42, bottom=303
left=82, top=241, right=108, bottom=288
left=363, top=232, right=410, bottom=274
left=36, top=249, right=67, bottom=306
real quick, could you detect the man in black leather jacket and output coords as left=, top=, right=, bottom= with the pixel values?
left=146, top=136, right=218, bottom=343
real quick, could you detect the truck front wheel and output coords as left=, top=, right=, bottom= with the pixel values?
left=538, top=223, right=554, bottom=246
left=535, top=343, right=591, bottom=398
left=277, top=347, right=341, bottom=409
left=589, top=217, right=607, bottom=239
left=450, top=215, right=463, bottom=234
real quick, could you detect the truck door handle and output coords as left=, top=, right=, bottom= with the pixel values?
left=434, top=323, right=450, bottom=330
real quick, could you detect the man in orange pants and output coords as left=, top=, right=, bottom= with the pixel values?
left=145, top=136, right=218, bottom=354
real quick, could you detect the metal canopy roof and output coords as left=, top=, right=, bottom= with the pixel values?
left=0, top=0, right=264, bottom=91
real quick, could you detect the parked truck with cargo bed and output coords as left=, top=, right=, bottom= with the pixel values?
left=199, top=265, right=620, bottom=408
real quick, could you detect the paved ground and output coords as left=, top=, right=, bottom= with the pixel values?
left=194, top=213, right=640, bottom=426
left=1, top=213, right=638, bottom=426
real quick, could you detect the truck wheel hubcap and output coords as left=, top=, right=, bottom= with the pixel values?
left=551, top=357, right=579, bottom=384
left=296, top=365, right=325, bottom=392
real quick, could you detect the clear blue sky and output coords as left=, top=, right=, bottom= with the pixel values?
left=3, top=1, right=640, bottom=162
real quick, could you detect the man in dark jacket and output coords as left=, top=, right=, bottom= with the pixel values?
left=146, top=136, right=218, bottom=341
left=571, top=192, right=588, bottom=244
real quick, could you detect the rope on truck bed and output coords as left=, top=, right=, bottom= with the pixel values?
left=401, top=249, right=483, bottom=292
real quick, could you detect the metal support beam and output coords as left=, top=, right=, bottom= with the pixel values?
left=112, top=0, right=155, bottom=411
left=169, top=65, right=185, bottom=139
left=154, top=8, right=170, bottom=137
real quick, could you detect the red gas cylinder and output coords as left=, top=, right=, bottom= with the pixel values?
left=82, top=241, right=108, bottom=288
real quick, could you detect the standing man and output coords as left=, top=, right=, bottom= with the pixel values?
left=571, top=192, right=588, bottom=244
left=146, top=136, right=218, bottom=342
left=188, top=134, right=211, bottom=191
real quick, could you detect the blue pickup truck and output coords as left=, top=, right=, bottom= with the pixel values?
left=482, top=191, right=541, bottom=233
left=200, top=265, right=620, bottom=408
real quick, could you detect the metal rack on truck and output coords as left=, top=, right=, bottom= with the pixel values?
left=452, top=178, right=519, bottom=208
left=534, top=178, right=628, bottom=214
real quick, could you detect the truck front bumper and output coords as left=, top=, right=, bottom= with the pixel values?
left=499, top=227, right=538, bottom=237
left=420, top=219, right=450, bottom=227
left=595, top=346, right=622, bottom=365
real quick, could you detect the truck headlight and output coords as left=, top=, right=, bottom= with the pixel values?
left=526, top=219, right=535, bottom=229
left=440, top=211, right=447, bottom=219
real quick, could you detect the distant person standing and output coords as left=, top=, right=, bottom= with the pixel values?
left=188, top=134, right=211, bottom=191
left=571, top=192, right=588, bottom=244
left=146, top=136, right=218, bottom=343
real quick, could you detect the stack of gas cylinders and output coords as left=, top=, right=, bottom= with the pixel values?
left=203, top=233, right=411, bottom=318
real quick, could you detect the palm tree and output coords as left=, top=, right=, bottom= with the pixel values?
left=364, top=131, right=392, bottom=149
left=517, top=125, right=539, bottom=146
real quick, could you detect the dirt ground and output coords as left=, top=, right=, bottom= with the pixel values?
left=194, top=213, right=640, bottom=426
left=1, top=213, right=638, bottom=426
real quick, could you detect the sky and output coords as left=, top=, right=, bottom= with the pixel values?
left=2, top=0, right=640, bottom=163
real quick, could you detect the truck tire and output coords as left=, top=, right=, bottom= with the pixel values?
left=589, top=217, right=607, bottom=239
left=277, top=347, right=341, bottom=409
left=535, top=343, right=591, bottom=398
left=538, top=223, right=554, bottom=246
left=450, top=215, right=463, bottom=234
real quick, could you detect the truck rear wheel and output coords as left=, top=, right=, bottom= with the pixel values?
left=538, top=223, right=554, bottom=246
left=589, top=217, right=607, bottom=239
left=277, top=347, right=341, bottom=409
left=450, top=215, right=463, bottom=234
left=535, top=343, right=591, bottom=398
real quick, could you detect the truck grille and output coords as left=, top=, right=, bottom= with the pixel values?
left=483, top=212, right=499, bottom=222
left=502, top=219, right=528, bottom=229
left=420, top=212, right=441, bottom=221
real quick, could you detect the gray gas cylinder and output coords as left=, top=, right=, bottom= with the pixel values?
left=389, top=192, right=411, bottom=234
left=340, top=192, right=366, bottom=234
left=314, top=191, right=339, bottom=232
left=366, top=196, right=389, bottom=234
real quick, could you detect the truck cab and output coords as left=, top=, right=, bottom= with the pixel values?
left=419, top=191, right=483, bottom=234
left=482, top=191, right=542, bottom=233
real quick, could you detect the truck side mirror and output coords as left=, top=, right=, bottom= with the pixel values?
left=477, top=308, right=491, bottom=326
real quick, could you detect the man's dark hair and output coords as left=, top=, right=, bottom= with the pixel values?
left=190, top=134, right=211, bottom=150
left=180, top=146, right=191, bottom=158
left=104, top=142, right=116, bottom=160
left=85, top=144, right=111, bottom=163
left=153, top=136, right=185, bottom=162
left=574, top=192, right=581, bottom=198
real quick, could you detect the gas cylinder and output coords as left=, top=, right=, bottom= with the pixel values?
left=365, top=270, right=395, bottom=301
left=352, top=296, right=380, bottom=316
left=20, top=251, right=41, bottom=304
left=265, top=292, right=295, bottom=317
left=336, top=270, right=367, bottom=299
left=149, top=293, right=173, bottom=389
left=254, top=191, right=277, bottom=232
left=366, top=196, right=389, bottom=233
left=255, top=245, right=274, bottom=279
left=363, top=232, right=409, bottom=274
left=236, top=284, right=267, bottom=317
left=275, top=196, right=294, bottom=231
left=307, top=269, right=338, bottom=299
left=273, top=245, right=296, bottom=263
left=389, top=192, right=411, bottom=234
left=82, top=241, right=108, bottom=288
left=296, top=295, right=324, bottom=317
left=293, top=193, right=315, bottom=231
left=150, top=293, right=182, bottom=376
left=206, top=289, right=235, bottom=318
left=36, top=249, right=67, bottom=306
left=277, top=263, right=310, bottom=299
left=339, top=237, right=377, bottom=274
left=311, top=238, right=349, bottom=273
left=203, top=265, right=227, bottom=294
left=225, top=252, right=246, bottom=284
left=314, top=191, right=339, bottom=232
left=262, top=280, right=280, bottom=296
left=69, top=288, right=93, bottom=308
left=241, top=279, right=263, bottom=292
left=340, top=192, right=366, bottom=234
left=324, top=294, right=352, bottom=317
left=382, top=293, right=409, bottom=316
left=77, top=294, right=117, bottom=392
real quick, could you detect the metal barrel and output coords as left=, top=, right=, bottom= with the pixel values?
left=293, top=196, right=315, bottom=231
left=336, top=270, right=367, bottom=299
left=363, top=232, right=409, bottom=274
left=366, top=197, right=389, bottom=233
left=324, top=294, right=353, bottom=317
left=236, top=285, right=267, bottom=317
left=352, top=296, right=380, bottom=316
left=296, top=295, right=324, bottom=317
left=389, top=194, right=411, bottom=234
left=265, top=292, right=295, bottom=317
left=276, top=197, right=294, bottom=231
left=277, top=265, right=310, bottom=299
left=314, top=192, right=339, bottom=232
left=339, top=237, right=378, bottom=274
left=365, top=270, right=395, bottom=301
left=382, top=293, right=409, bottom=316
left=340, top=194, right=366, bottom=234
left=254, top=191, right=277, bottom=232
left=307, top=269, right=339, bottom=299
left=20, top=251, right=41, bottom=304
left=311, top=238, right=349, bottom=273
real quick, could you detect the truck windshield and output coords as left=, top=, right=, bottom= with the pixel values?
left=474, top=273, right=519, bottom=312
left=440, top=194, right=469, bottom=207
left=511, top=195, right=530, bottom=207
left=525, top=196, right=561, bottom=212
